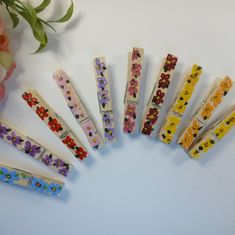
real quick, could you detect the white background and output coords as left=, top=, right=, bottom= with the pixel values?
left=0, top=0, right=235, bottom=234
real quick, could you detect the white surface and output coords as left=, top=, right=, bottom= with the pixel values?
left=1, top=1, right=235, bottom=235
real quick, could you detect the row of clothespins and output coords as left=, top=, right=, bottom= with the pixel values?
left=1, top=47, right=235, bottom=196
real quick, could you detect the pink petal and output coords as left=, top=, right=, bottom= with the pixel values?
left=3, top=62, right=16, bottom=81
left=0, top=83, right=6, bottom=100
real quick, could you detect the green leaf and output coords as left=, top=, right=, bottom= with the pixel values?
left=33, top=19, right=47, bottom=45
left=35, top=0, right=51, bottom=13
left=6, top=6, right=20, bottom=28
left=33, top=33, right=48, bottom=54
left=20, top=2, right=37, bottom=26
left=48, top=1, right=74, bottom=23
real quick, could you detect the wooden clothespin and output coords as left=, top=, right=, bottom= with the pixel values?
left=157, top=64, right=203, bottom=144
left=0, top=120, right=72, bottom=177
left=53, top=70, right=103, bottom=150
left=0, top=163, right=64, bottom=196
left=123, top=47, right=144, bottom=134
left=22, top=89, right=88, bottom=160
left=93, top=57, right=117, bottom=143
left=140, top=54, right=178, bottom=135
left=188, top=106, right=235, bottom=158
left=177, top=77, right=233, bottom=150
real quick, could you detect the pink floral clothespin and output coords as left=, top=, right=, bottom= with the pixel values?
left=0, top=17, right=16, bottom=101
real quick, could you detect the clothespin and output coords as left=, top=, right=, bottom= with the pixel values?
left=177, top=76, right=233, bottom=150
left=22, top=89, right=88, bottom=160
left=188, top=106, right=235, bottom=158
left=158, top=64, right=203, bottom=144
left=0, top=120, right=72, bottom=177
left=140, top=54, right=178, bottom=135
left=53, top=70, right=103, bottom=150
left=93, top=57, right=117, bottom=143
left=0, top=163, right=64, bottom=196
left=123, top=47, right=144, bottom=134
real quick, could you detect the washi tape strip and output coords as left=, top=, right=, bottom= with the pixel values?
left=93, top=57, right=117, bottom=143
left=188, top=106, right=235, bottom=159
left=123, top=47, right=144, bottom=134
left=177, top=76, right=233, bottom=150
left=140, top=54, right=178, bottom=135
left=53, top=69, right=103, bottom=150
left=0, top=163, right=64, bottom=196
left=158, top=64, right=203, bottom=144
left=0, top=120, right=72, bottom=177
left=22, top=89, right=88, bottom=160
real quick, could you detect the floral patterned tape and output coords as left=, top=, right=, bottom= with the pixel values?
left=93, top=57, right=117, bottom=143
left=53, top=70, right=88, bottom=123
left=53, top=70, right=103, bottom=150
left=172, top=64, right=203, bottom=115
left=150, top=54, right=178, bottom=108
left=0, top=163, right=64, bottom=196
left=125, top=47, right=144, bottom=103
left=158, top=112, right=181, bottom=144
left=22, top=89, right=88, bottom=160
left=189, top=108, right=235, bottom=159
left=123, top=48, right=144, bottom=134
left=177, top=77, right=233, bottom=150
left=140, top=54, right=178, bottom=136
left=80, top=119, right=103, bottom=150
left=0, top=120, right=72, bottom=177
left=93, top=57, right=112, bottom=112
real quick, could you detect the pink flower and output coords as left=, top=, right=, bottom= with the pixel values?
left=125, top=104, right=136, bottom=118
left=123, top=118, right=135, bottom=133
left=0, top=83, right=6, bottom=100
left=0, top=34, right=9, bottom=52
left=128, top=79, right=138, bottom=97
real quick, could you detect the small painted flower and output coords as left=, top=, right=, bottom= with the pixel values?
left=132, top=49, right=141, bottom=60
left=0, top=123, right=9, bottom=138
left=98, top=90, right=110, bottom=107
left=201, top=103, right=214, bottom=120
left=146, top=108, right=159, bottom=125
left=36, top=106, right=49, bottom=120
left=141, top=122, right=153, bottom=135
left=95, top=58, right=106, bottom=75
left=0, top=167, right=19, bottom=184
left=158, top=73, right=170, bottom=89
left=102, top=113, right=113, bottom=127
left=58, top=167, right=69, bottom=177
left=97, top=76, right=107, bottom=89
left=125, top=104, right=136, bottom=119
left=62, top=136, right=76, bottom=149
left=163, top=54, right=177, bottom=72
left=152, top=89, right=165, bottom=105
left=22, top=92, right=38, bottom=107
left=7, top=131, right=23, bottom=147
left=220, top=77, right=232, bottom=94
left=53, top=159, right=66, bottom=168
left=47, top=183, right=62, bottom=196
left=24, top=141, right=41, bottom=157
left=104, top=127, right=116, bottom=141
left=75, top=147, right=88, bottom=160
left=123, top=117, right=135, bottom=133
left=29, top=177, right=48, bottom=193
left=131, top=63, right=142, bottom=77
left=42, top=154, right=53, bottom=166
left=128, top=79, right=138, bottom=97
left=48, top=117, right=63, bottom=132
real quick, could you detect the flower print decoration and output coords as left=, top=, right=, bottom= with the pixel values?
left=7, top=131, right=23, bottom=147
left=123, top=117, right=135, bottom=133
left=0, top=167, right=19, bottom=184
left=163, top=54, right=178, bottom=72
left=152, top=89, right=165, bottom=106
left=141, top=108, right=159, bottom=135
left=0, top=123, right=10, bottom=138
left=42, top=154, right=53, bottom=166
left=102, top=113, right=113, bottom=127
left=131, top=63, right=142, bottom=78
left=36, top=107, right=49, bottom=120
left=24, top=141, right=41, bottom=157
left=98, top=90, right=110, bottom=108
left=22, top=92, right=38, bottom=107
left=158, top=73, right=170, bottom=89
left=75, top=147, right=88, bottom=160
left=128, top=79, right=138, bottom=98
left=48, top=117, right=63, bottom=133
left=62, top=136, right=76, bottom=149
left=29, top=177, right=48, bottom=193
left=47, top=183, right=62, bottom=196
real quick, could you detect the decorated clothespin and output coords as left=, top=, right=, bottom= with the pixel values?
left=177, top=77, right=233, bottom=150
left=0, top=163, right=64, bottom=196
left=158, top=64, right=203, bottom=144
left=188, top=106, right=235, bottom=158
left=53, top=70, right=103, bottom=150
left=93, top=57, right=117, bottom=143
left=22, top=89, right=88, bottom=160
left=0, top=120, right=72, bottom=177
left=123, top=47, right=144, bottom=134
left=140, top=54, right=178, bottom=135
